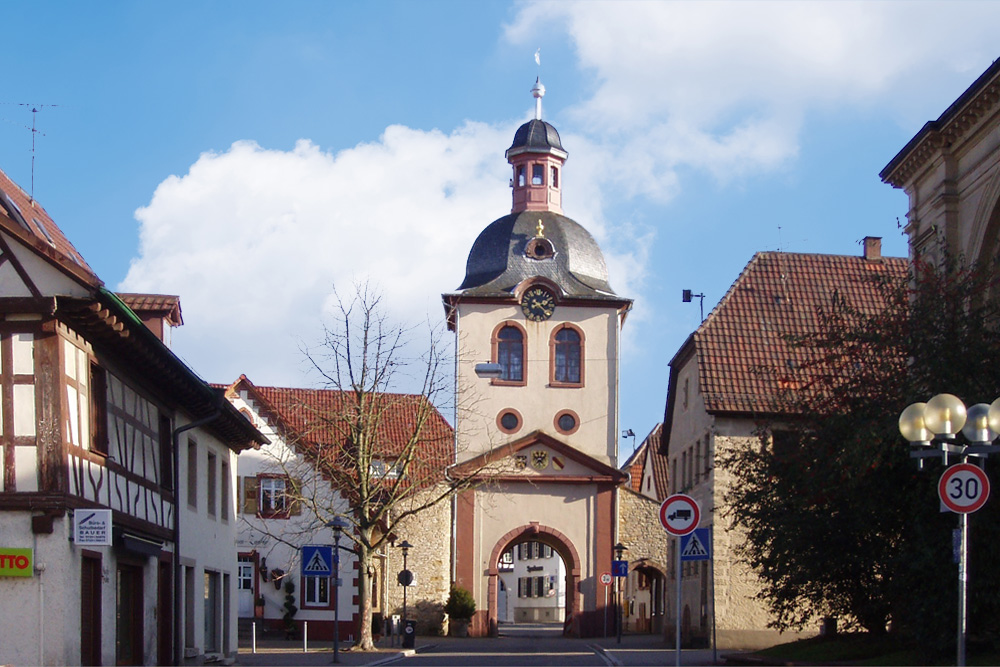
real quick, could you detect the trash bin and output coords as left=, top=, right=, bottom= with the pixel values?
left=402, top=620, right=416, bottom=648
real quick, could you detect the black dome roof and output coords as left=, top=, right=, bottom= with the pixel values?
left=455, top=211, right=618, bottom=299
left=507, top=119, right=565, bottom=157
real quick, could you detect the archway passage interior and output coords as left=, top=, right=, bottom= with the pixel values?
left=487, top=524, right=582, bottom=637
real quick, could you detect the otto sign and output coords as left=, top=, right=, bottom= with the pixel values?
left=0, top=548, right=33, bottom=577
left=939, top=463, right=991, bottom=514
left=659, top=494, right=700, bottom=536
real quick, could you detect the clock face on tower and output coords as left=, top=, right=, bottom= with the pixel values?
left=521, top=287, right=556, bottom=321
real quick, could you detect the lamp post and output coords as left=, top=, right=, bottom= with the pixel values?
left=899, top=394, right=1000, bottom=667
left=326, top=516, right=350, bottom=664
left=398, top=540, right=413, bottom=644
left=614, top=542, right=627, bottom=644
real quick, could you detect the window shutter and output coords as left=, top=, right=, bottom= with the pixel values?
left=243, top=476, right=259, bottom=514
left=289, top=478, right=302, bottom=515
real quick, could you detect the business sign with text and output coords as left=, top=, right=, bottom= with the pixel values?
left=0, top=548, right=33, bottom=577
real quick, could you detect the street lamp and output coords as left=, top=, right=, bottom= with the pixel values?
left=398, top=540, right=413, bottom=645
left=326, top=516, right=350, bottom=664
left=899, top=394, right=1000, bottom=667
left=614, top=542, right=627, bottom=644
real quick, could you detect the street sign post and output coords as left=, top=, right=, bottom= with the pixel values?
left=939, top=463, right=991, bottom=514
left=660, top=493, right=701, bottom=667
left=680, top=527, right=711, bottom=561
left=301, top=545, right=333, bottom=577
left=600, top=572, right=612, bottom=586
left=611, top=560, right=628, bottom=577
left=659, top=494, right=700, bottom=536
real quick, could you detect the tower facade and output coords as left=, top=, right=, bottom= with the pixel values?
left=444, top=82, right=631, bottom=637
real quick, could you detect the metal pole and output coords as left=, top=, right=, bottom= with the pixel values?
left=252, top=621, right=257, bottom=654
left=958, top=511, right=968, bottom=667
left=711, top=525, right=718, bottom=666
left=333, top=533, right=341, bottom=664
left=616, top=575, right=622, bottom=644
left=403, top=550, right=409, bottom=629
left=303, top=621, right=308, bottom=652
left=604, top=586, right=608, bottom=637
left=675, top=538, right=682, bottom=667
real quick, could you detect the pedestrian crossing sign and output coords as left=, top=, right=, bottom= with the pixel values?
left=679, top=528, right=711, bottom=561
left=301, top=545, right=333, bottom=576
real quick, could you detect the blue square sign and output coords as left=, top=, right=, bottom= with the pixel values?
left=611, top=559, right=628, bottom=577
left=301, top=545, right=333, bottom=577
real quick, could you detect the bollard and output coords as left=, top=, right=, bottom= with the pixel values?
left=252, top=621, right=257, bottom=654
left=303, top=621, right=308, bottom=652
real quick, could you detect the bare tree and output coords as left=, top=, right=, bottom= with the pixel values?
left=240, top=282, right=505, bottom=650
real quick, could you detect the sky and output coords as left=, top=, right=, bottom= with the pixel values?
left=1, top=1, right=998, bottom=459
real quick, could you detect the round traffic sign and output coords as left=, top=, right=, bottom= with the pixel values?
left=659, top=494, right=700, bottom=536
left=939, top=463, right=990, bottom=514
left=600, top=572, right=612, bottom=586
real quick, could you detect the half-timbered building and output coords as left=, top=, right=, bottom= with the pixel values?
left=0, top=167, right=266, bottom=665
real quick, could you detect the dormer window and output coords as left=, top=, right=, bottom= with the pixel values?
left=532, top=165, right=544, bottom=185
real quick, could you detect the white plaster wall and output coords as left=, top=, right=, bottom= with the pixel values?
left=4, top=235, right=92, bottom=298
left=455, top=303, right=619, bottom=465
left=229, top=391, right=358, bottom=628
left=178, top=418, right=244, bottom=661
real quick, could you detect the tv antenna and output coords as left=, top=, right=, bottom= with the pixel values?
left=1, top=103, right=59, bottom=201
left=682, top=289, right=706, bottom=321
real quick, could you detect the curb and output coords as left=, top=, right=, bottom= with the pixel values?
left=588, top=643, right=623, bottom=666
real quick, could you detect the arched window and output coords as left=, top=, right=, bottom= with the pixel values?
left=551, top=325, right=583, bottom=386
left=494, top=324, right=525, bottom=384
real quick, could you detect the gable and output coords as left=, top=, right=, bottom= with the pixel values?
left=455, top=430, right=628, bottom=483
left=0, top=230, right=93, bottom=299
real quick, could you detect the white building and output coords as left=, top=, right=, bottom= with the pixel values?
left=0, top=167, right=266, bottom=665
left=496, top=540, right=566, bottom=624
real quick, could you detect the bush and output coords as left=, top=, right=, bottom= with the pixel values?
left=444, top=585, right=476, bottom=620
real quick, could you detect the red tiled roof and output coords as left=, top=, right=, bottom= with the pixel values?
left=694, top=251, right=908, bottom=415
left=643, top=424, right=670, bottom=501
left=225, top=375, right=454, bottom=486
left=0, top=167, right=99, bottom=286
left=118, top=293, right=183, bottom=326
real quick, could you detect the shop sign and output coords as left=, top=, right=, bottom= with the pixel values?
left=75, top=509, right=112, bottom=546
left=0, top=548, right=33, bottom=577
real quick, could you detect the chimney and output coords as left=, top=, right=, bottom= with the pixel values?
left=863, top=236, right=882, bottom=261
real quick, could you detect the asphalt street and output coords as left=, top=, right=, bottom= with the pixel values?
left=237, top=623, right=727, bottom=667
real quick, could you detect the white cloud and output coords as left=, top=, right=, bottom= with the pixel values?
left=121, top=122, right=641, bottom=390
left=122, top=126, right=516, bottom=387
left=506, top=0, right=1000, bottom=190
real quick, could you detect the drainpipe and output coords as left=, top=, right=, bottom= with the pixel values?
left=173, top=406, right=222, bottom=665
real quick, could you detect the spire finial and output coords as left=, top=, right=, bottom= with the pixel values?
left=535, top=219, right=545, bottom=238
left=531, top=77, right=545, bottom=121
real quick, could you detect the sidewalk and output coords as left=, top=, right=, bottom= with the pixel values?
left=236, top=631, right=737, bottom=666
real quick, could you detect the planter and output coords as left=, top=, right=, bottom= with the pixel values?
left=449, top=619, right=470, bottom=637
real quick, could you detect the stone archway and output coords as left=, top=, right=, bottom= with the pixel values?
left=487, top=522, right=582, bottom=637
left=628, top=558, right=667, bottom=634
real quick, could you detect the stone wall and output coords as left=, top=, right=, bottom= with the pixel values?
left=384, top=486, right=453, bottom=635
left=618, top=488, right=668, bottom=565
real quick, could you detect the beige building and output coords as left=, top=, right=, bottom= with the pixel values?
left=881, top=59, right=1000, bottom=270
left=444, top=80, right=632, bottom=637
left=661, top=242, right=907, bottom=649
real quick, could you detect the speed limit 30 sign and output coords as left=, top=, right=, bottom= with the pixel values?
left=939, top=463, right=990, bottom=514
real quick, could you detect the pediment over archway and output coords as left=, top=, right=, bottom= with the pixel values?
left=454, top=430, right=627, bottom=484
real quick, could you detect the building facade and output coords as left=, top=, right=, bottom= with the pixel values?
left=444, top=80, right=631, bottom=637
left=0, top=168, right=266, bottom=665
left=660, top=241, right=907, bottom=649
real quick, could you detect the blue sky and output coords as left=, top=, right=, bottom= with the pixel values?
left=2, top=1, right=998, bottom=457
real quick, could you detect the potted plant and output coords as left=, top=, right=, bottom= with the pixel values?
left=282, top=580, right=298, bottom=638
left=445, top=585, right=476, bottom=637
left=254, top=596, right=265, bottom=618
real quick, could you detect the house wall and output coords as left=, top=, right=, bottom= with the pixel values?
left=454, top=303, right=619, bottom=465
left=229, top=390, right=358, bottom=640
left=177, top=418, right=242, bottom=663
